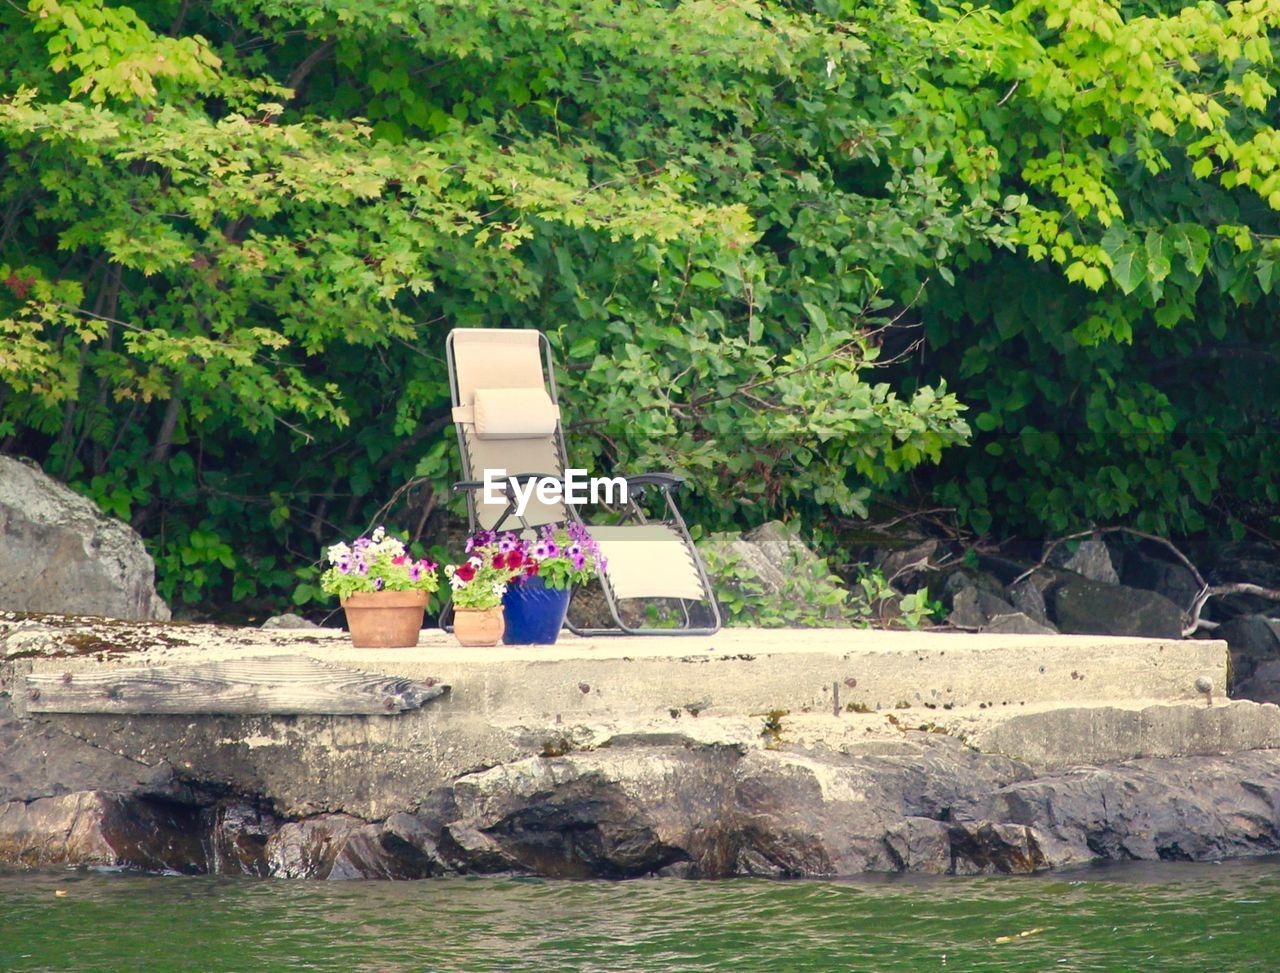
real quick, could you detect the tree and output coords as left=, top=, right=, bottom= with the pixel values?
left=0, top=0, right=979, bottom=610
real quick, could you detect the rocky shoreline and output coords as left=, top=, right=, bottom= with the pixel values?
left=7, top=686, right=1280, bottom=880
left=3, top=459, right=1280, bottom=881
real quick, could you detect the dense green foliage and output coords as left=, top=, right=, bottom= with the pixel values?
left=899, top=0, right=1280, bottom=539
left=1, top=0, right=1278, bottom=614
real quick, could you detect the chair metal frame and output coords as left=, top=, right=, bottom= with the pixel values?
left=445, top=329, right=722, bottom=636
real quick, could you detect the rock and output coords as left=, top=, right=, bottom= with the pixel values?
left=1050, top=577, right=1184, bottom=639
left=981, top=612, right=1058, bottom=636
left=0, top=455, right=169, bottom=620
left=975, top=550, right=1042, bottom=586
left=205, top=801, right=279, bottom=876
left=872, top=539, right=940, bottom=589
left=731, top=740, right=1036, bottom=876
left=1220, top=615, right=1280, bottom=693
left=1205, top=542, right=1280, bottom=618
left=264, top=814, right=364, bottom=878
left=326, top=819, right=443, bottom=880
left=1120, top=547, right=1201, bottom=610
left=947, top=822, right=1048, bottom=875
left=947, top=587, right=1015, bottom=630
left=1233, top=660, right=1280, bottom=706
left=1057, top=539, right=1120, bottom=585
left=961, top=750, right=1280, bottom=865
left=432, top=737, right=1039, bottom=879
left=940, top=568, right=1007, bottom=607
left=7, top=718, right=1280, bottom=877
left=0, top=791, right=205, bottom=872
left=0, top=698, right=175, bottom=803
left=439, top=823, right=526, bottom=874
left=1005, top=578, right=1052, bottom=627
left=259, top=613, right=318, bottom=630
left=446, top=746, right=738, bottom=878
left=1220, top=616, right=1280, bottom=665
left=695, top=521, right=846, bottom=625
left=263, top=811, right=446, bottom=880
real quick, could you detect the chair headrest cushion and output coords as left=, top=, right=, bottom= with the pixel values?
left=472, top=387, right=560, bottom=439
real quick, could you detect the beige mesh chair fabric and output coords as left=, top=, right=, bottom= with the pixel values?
left=451, top=330, right=566, bottom=529
left=588, top=525, right=707, bottom=601
left=447, top=327, right=720, bottom=633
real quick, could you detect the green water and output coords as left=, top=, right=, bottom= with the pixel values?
left=3, top=862, right=1279, bottom=972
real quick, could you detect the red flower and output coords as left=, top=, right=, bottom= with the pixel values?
left=506, top=550, right=525, bottom=569
left=524, top=563, right=539, bottom=577
left=492, top=553, right=506, bottom=569
left=455, top=563, right=476, bottom=582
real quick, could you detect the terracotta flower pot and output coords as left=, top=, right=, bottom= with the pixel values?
left=340, top=589, right=429, bottom=648
left=452, top=605, right=505, bottom=646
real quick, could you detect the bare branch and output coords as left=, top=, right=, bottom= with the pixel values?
left=1010, top=526, right=1207, bottom=590
left=1186, top=582, right=1280, bottom=634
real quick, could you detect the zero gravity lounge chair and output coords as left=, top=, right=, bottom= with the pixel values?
left=446, top=328, right=722, bottom=635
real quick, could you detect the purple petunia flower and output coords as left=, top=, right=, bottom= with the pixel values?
left=531, top=541, right=552, bottom=560
left=498, top=532, right=520, bottom=553
left=373, top=576, right=384, bottom=591
left=408, top=564, right=423, bottom=582
left=572, top=553, right=586, bottom=571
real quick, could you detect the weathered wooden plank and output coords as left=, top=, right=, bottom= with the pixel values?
left=24, top=655, right=447, bottom=716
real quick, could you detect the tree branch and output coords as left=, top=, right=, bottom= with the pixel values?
left=286, top=37, right=337, bottom=96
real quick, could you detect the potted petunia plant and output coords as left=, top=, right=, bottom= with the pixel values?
left=468, top=523, right=605, bottom=645
left=320, top=526, right=439, bottom=648
left=443, top=538, right=522, bottom=646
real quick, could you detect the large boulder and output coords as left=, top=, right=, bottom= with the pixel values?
left=947, top=586, right=1015, bottom=630
left=1052, top=539, right=1120, bottom=585
left=1120, top=546, right=1201, bottom=610
left=0, top=791, right=204, bottom=872
left=0, top=455, right=169, bottom=620
left=264, top=813, right=443, bottom=880
left=1005, top=578, right=1053, bottom=627
left=1050, top=577, right=1184, bottom=639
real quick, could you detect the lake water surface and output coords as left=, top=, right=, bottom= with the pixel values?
left=3, top=860, right=1279, bottom=971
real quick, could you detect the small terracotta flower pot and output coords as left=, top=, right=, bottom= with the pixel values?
left=340, top=589, right=429, bottom=648
left=453, top=606, right=505, bottom=646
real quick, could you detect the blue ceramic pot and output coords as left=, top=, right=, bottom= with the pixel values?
left=502, top=576, right=572, bottom=644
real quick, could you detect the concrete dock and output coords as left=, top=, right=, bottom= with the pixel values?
left=3, top=614, right=1265, bottom=817
left=7, top=613, right=1280, bottom=878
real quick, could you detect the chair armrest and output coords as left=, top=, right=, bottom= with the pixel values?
left=452, top=473, right=566, bottom=493
left=622, top=472, right=685, bottom=491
